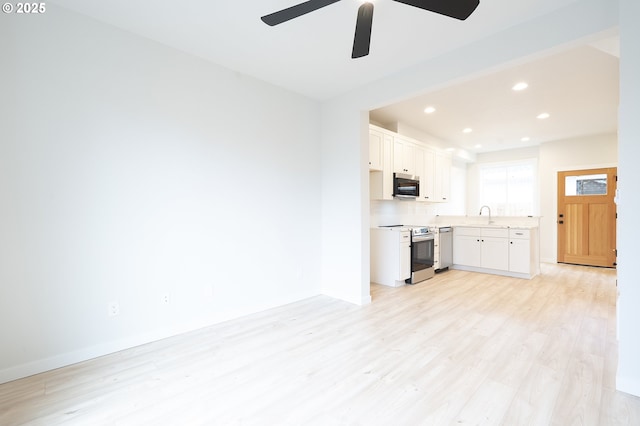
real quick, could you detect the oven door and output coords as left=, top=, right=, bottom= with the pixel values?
left=410, top=235, right=435, bottom=283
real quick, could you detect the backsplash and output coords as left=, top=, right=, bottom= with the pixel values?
left=370, top=200, right=443, bottom=226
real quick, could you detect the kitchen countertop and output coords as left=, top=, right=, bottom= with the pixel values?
left=431, top=215, right=541, bottom=230
left=452, top=223, right=538, bottom=229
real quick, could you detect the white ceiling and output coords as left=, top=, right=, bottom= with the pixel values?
left=50, top=0, right=581, bottom=100
left=370, top=41, right=619, bottom=153
left=48, top=0, right=619, bottom=153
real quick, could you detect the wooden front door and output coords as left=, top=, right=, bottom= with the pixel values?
left=557, top=168, right=617, bottom=267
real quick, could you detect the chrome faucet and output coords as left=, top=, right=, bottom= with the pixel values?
left=479, top=205, right=492, bottom=224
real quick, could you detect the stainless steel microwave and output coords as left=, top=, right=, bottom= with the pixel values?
left=393, top=173, right=419, bottom=198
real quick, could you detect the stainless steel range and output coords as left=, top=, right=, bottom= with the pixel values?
left=407, top=226, right=435, bottom=284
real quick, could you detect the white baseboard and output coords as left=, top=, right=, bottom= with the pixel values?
left=0, top=327, right=184, bottom=385
left=0, top=293, right=317, bottom=385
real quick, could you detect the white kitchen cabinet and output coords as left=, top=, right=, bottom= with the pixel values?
left=434, top=151, right=451, bottom=202
left=453, top=226, right=539, bottom=279
left=509, top=239, right=530, bottom=274
left=481, top=236, right=509, bottom=271
left=393, top=137, right=416, bottom=175
left=370, top=228, right=411, bottom=287
left=369, top=128, right=394, bottom=200
left=368, top=125, right=452, bottom=203
left=508, top=228, right=539, bottom=276
left=369, top=128, right=384, bottom=171
left=453, top=227, right=509, bottom=271
left=416, top=147, right=449, bottom=203
left=453, top=233, right=481, bottom=267
left=417, top=147, right=436, bottom=202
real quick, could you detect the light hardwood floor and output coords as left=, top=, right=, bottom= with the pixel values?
left=2, top=263, right=640, bottom=425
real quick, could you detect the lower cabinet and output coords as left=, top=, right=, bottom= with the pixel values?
left=453, top=226, right=538, bottom=279
left=482, top=236, right=509, bottom=271
left=453, top=233, right=481, bottom=267
left=370, top=228, right=411, bottom=287
left=453, top=227, right=508, bottom=270
left=508, top=229, right=538, bottom=275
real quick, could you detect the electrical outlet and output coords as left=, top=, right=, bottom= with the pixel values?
left=162, top=294, right=170, bottom=304
left=108, top=302, right=120, bottom=317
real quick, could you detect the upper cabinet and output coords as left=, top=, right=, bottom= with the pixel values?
left=369, top=128, right=384, bottom=171
left=417, top=147, right=435, bottom=202
left=393, top=137, right=416, bottom=175
left=369, top=127, right=394, bottom=200
left=434, top=151, right=451, bottom=202
left=369, top=125, right=451, bottom=203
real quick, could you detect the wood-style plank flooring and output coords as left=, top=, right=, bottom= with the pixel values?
left=2, top=263, right=640, bottom=425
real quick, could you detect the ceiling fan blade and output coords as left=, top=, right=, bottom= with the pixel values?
left=392, top=0, right=479, bottom=20
left=261, top=0, right=341, bottom=26
left=352, top=2, right=374, bottom=58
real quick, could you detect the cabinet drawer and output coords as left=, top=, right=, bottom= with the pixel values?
left=482, top=227, right=509, bottom=238
left=509, top=229, right=530, bottom=239
left=454, top=227, right=481, bottom=237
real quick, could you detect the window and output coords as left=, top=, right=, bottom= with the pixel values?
left=564, top=174, right=607, bottom=196
left=478, top=159, right=537, bottom=216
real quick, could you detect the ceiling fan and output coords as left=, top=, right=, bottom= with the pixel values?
left=261, top=0, right=480, bottom=59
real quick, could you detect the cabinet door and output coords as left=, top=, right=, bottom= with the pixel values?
left=509, top=238, right=530, bottom=274
left=393, top=138, right=415, bottom=175
left=434, top=151, right=451, bottom=202
left=419, top=147, right=436, bottom=201
left=369, top=129, right=384, bottom=170
left=481, top=237, right=509, bottom=271
left=453, top=235, right=481, bottom=267
left=369, top=130, right=394, bottom=201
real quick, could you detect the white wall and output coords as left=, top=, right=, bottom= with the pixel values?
left=538, top=133, right=617, bottom=262
left=0, top=6, right=321, bottom=383
left=617, top=0, right=640, bottom=397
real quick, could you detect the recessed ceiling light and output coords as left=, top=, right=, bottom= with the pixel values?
left=446, top=147, right=455, bottom=152
left=474, top=144, right=482, bottom=149
left=537, top=112, right=550, bottom=119
left=521, top=137, right=531, bottom=142
left=424, top=106, right=436, bottom=114
left=463, top=128, right=473, bottom=133
left=512, top=82, right=528, bottom=91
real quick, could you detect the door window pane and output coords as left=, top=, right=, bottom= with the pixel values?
left=565, top=174, right=607, bottom=196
